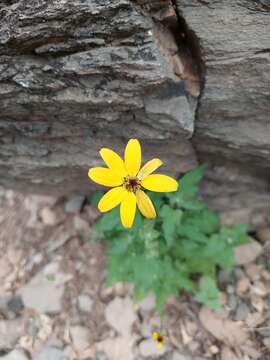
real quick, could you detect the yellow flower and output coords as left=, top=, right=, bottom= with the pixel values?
left=88, top=139, right=178, bottom=228
left=152, top=331, right=164, bottom=348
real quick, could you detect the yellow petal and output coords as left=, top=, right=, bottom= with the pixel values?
left=152, top=332, right=159, bottom=341
left=88, top=167, right=123, bottom=187
left=99, top=148, right=127, bottom=177
left=157, top=342, right=163, bottom=348
left=136, top=190, right=156, bottom=219
left=124, top=139, right=141, bottom=176
left=98, top=187, right=127, bottom=212
left=141, top=174, right=178, bottom=192
left=120, top=191, right=137, bottom=228
left=137, top=158, right=163, bottom=179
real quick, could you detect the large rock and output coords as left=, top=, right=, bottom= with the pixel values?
left=0, top=0, right=269, bottom=218
left=0, top=0, right=197, bottom=195
left=177, top=0, right=270, bottom=212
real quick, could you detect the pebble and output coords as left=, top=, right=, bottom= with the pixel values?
left=218, top=271, right=232, bottom=290
left=139, top=338, right=167, bottom=358
left=36, top=346, right=66, bottom=360
left=40, top=207, right=57, bottom=226
left=7, top=295, right=24, bottom=315
left=94, top=351, right=108, bottom=360
left=0, top=318, right=23, bottom=350
left=64, top=195, right=85, bottom=214
left=234, top=302, right=250, bottom=321
left=105, top=297, right=136, bottom=336
left=236, top=278, right=250, bottom=295
left=73, top=216, right=89, bottom=232
left=100, top=287, right=114, bottom=302
left=20, top=262, right=71, bottom=314
left=256, top=227, right=270, bottom=243
left=257, top=321, right=270, bottom=337
left=70, top=325, right=91, bottom=351
left=77, top=294, right=94, bottom=313
left=139, top=294, right=156, bottom=316
left=1, top=349, right=29, bottom=360
left=234, top=240, right=262, bottom=266
left=171, top=350, right=192, bottom=360
left=227, top=294, right=238, bottom=311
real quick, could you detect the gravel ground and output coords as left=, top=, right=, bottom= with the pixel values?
left=1, top=187, right=270, bottom=360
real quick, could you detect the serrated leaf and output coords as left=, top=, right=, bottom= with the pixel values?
left=89, top=191, right=104, bottom=206
left=160, top=205, right=182, bottom=246
left=179, top=165, right=207, bottom=196
left=195, top=276, right=220, bottom=310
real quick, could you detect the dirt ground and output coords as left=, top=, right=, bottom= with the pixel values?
left=1, top=186, right=270, bottom=360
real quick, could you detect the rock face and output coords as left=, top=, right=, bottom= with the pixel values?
left=177, top=0, right=270, bottom=212
left=0, top=0, right=269, bottom=215
left=0, top=0, right=197, bottom=194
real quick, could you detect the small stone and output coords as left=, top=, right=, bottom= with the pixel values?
left=263, top=338, right=270, bottom=349
left=94, top=351, right=108, bottom=360
left=227, top=294, right=238, bottom=311
left=234, top=268, right=245, bottom=281
left=0, top=257, right=12, bottom=279
left=100, top=287, right=114, bottom=302
left=234, top=240, right=262, bottom=265
left=234, top=302, right=250, bottom=321
left=73, top=216, right=89, bottom=233
left=114, top=282, right=127, bottom=297
left=256, top=227, right=270, bottom=243
left=77, top=294, right=94, bottom=313
left=36, top=346, right=66, bottom=360
left=40, top=207, right=57, bottom=226
left=105, top=297, right=136, bottom=336
left=20, top=262, right=71, bottom=314
left=245, top=264, right=261, bottom=281
left=0, top=319, right=23, bottom=349
left=218, top=271, right=232, bottom=289
left=7, top=295, right=24, bottom=315
left=1, top=349, right=28, bottom=360
left=65, top=195, right=85, bottom=214
left=139, top=294, right=156, bottom=315
left=236, top=278, right=250, bottom=295
left=240, top=344, right=261, bottom=359
left=70, top=326, right=90, bottom=352
left=257, top=321, right=270, bottom=337
left=171, top=350, right=192, bottom=360
left=139, top=338, right=167, bottom=358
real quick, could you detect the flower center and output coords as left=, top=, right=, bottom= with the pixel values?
left=157, top=335, right=163, bottom=343
left=124, top=176, right=141, bottom=193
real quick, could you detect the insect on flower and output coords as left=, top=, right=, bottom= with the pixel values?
left=152, top=331, right=165, bottom=348
left=88, top=139, right=178, bottom=228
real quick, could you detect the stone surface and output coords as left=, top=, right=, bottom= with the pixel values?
left=19, top=261, right=72, bottom=314
left=97, top=336, right=134, bottom=360
left=64, top=196, right=85, bottom=214
left=36, top=346, right=66, bottom=360
left=1, top=349, right=29, bottom=360
left=0, top=0, right=269, bottom=219
left=77, top=294, right=94, bottom=313
left=178, top=0, right=270, bottom=214
left=0, top=319, right=23, bottom=350
left=70, top=325, right=91, bottom=352
left=105, top=297, right=136, bottom=336
left=234, top=240, right=263, bottom=266
left=0, top=0, right=197, bottom=195
left=171, top=351, right=192, bottom=360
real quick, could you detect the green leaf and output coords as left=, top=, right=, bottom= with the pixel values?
left=195, top=276, right=220, bottom=310
left=179, top=165, right=207, bottom=196
left=160, top=205, right=183, bottom=246
left=89, top=191, right=104, bottom=206
left=177, top=198, right=205, bottom=210
left=94, top=207, right=121, bottom=234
